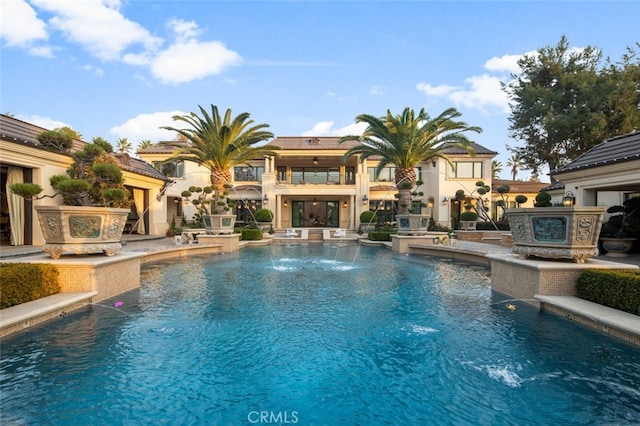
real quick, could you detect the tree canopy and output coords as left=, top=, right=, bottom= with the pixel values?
left=504, top=36, right=640, bottom=180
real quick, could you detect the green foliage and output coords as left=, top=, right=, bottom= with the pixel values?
left=601, top=196, right=640, bottom=238
left=504, top=36, right=640, bottom=177
left=240, top=227, right=263, bottom=240
left=254, top=208, right=274, bottom=222
left=359, top=210, right=377, bottom=224
left=534, top=191, right=552, bottom=207
left=8, top=183, right=43, bottom=198
left=180, top=185, right=233, bottom=214
left=497, top=184, right=510, bottom=194
left=576, top=269, right=640, bottom=315
left=36, top=129, right=73, bottom=153
left=0, top=263, right=61, bottom=308
left=460, top=211, right=478, bottom=221
left=367, top=231, right=395, bottom=241
left=515, top=195, right=528, bottom=205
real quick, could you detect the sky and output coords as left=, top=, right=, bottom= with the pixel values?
left=2, top=0, right=639, bottom=181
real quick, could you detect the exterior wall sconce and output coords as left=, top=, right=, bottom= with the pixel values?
left=313, top=156, right=319, bottom=166
left=427, top=196, right=434, bottom=209
left=313, top=197, right=317, bottom=206
left=343, top=200, right=348, bottom=208
left=562, top=191, right=575, bottom=207
left=283, top=200, right=288, bottom=207
left=263, top=194, right=269, bottom=204
left=362, top=195, right=368, bottom=205
left=432, top=159, right=437, bottom=167
left=442, top=197, right=448, bottom=206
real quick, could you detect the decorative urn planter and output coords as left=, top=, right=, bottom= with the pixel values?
left=35, top=205, right=129, bottom=259
left=460, top=221, right=477, bottom=231
left=203, top=214, right=236, bottom=235
left=506, top=206, right=605, bottom=263
left=600, top=237, right=636, bottom=257
left=396, top=214, right=430, bottom=235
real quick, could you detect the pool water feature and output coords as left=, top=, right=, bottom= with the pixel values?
left=1, top=245, right=639, bottom=425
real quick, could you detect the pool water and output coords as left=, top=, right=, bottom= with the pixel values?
left=1, top=244, right=639, bottom=425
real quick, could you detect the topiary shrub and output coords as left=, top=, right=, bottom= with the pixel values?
left=576, top=269, right=640, bottom=315
left=534, top=191, right=552, bottom=207
left=240, top=227, right=263, bottom=240
left=254, top=208, right=274, bottom=222
left=0, top=263, right=61, bottom=308
left=460, top=211, right=478, bottom=221
left=367, top=231, right=395, bottom=241
left=360, top=210, right=377, bottom=225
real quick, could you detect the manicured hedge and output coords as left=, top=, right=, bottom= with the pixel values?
left=0, top=263, right=61, bottom=308
left=240, top=228, right=263, bottom=241
left=367, top=231, right=395, bottom=241
left=576, top=269, right=640, bottom=315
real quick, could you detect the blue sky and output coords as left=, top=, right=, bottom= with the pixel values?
left=2, top=0, right=639, bottom=181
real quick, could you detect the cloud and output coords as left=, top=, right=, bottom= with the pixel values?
left=484, top=53, right=523, bottom=74
left=301, top=121, right=367, bottom=137
left=32, top=0, right=163, bottom=61
left=150, top=39, right=242, bottom=84
left=0, top=0, right=48, bottom=50
left=16, top=114, right=70, bottom=131
left=369, top=85, right=387, bottom=96
left=417, top=75, right=509, bottom=113
left=110, top=111, right=186, bottom=143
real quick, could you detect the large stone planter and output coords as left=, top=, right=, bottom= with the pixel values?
left=204, top=214, right=236, bottom=235
left=396, top=214, right=430, bottom=235
left=600, top=237, right=636, bottom=257
left=35, top=205, right=129, bottom=259
left=506, top=206, right=605, bottom=263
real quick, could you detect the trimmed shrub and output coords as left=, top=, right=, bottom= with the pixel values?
left=534, top=191, right=552, bottom=207
left=360, top=210, right=377, bottom=224
left=254, top=208, right=274, bottom=222
left=0, top=263, right=61, bottom=308
left=368, top=231, right=395, bottom=241
left=460, top=211, right=478, bottom=221
left=576, top=269, right=640, bottom=315
left=240, top=228, right=263, bottom=240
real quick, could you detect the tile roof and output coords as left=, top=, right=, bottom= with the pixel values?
left=441, top=141, right=498, bottom=156
left=492, top=179, right=548, bottom=193
left=551, top=130, right=640, bottom=175
left=1, top=114, right=170, bottom=183
left=268, top=136, right=360, bottom=150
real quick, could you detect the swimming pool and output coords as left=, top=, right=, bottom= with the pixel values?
left=1, top=244, right=639, bottom=425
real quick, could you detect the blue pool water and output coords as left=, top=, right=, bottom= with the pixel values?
left=1, top=244, right=639, bottom=425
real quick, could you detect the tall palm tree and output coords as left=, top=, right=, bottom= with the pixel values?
left=491, top=160, right=503, bottom=179
left=137, top=139, right=153, bottom=152
left=506, top=153, right=523, bottom=181
left=339, top=107, right=481, bottom=214
left=161, top=104, right=277, bottom=195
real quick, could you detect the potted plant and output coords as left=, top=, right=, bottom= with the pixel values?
left=506, top=191, right=605, bottom=263
left=459, top=210, right=478, bottom=230
left=253, top=208, right=274, bottom=232
left=599, top=196, right=640, bottom=257
left=180, top=184, right=237, bottom=234
left=359, top=209, right=378, bottom=233
left=9, top=138, right=131, bottom=259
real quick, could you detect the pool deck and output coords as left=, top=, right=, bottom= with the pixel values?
left=1, top=234, right=639, bottom=345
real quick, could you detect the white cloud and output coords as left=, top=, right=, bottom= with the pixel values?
left=416, top=82, right=457, bottom=97
left=82, top=64, right=104, bottom=77
left=484, top=53, right=522, bottom=74
left=1, top=0, right=48, bottom=49
left=32, top=0, right=163, bottom=61
left=16, top=114, right=69, bottom=130
left=167, top=18, right=200, bottom=43
left=150, top=39, right=242, bottom=84
left=110, top=111, right=186, bottom=143
left=301, top=121, right=367, bottom=137
left=370, top=85, right=387, bottom=95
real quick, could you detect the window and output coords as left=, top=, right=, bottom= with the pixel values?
left=154, top=160, right=184, bottom=178
left=345, top=166, right=355, bottom=184
left=368, top=167, right=395, bottom=182
left=277, top=166, right=287, bottom=182
left=234, top=166, right=264, bottom=182
left=451, top=162, right=483, bottom=179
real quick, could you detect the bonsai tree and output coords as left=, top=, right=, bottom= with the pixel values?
left=455, top=181, right=491, bottom=220
left=339, top=107, right=481, bottom=215
left=600, top=196, right=640, bottom=238
left=9, top=138, right=130, bottom=208
left=161, top=105, right=278, bottom=212
left=534, top=191, right=552, bottom=207
left=254, top=208, right=274, bottom=223
left=180, top=184, right=235, bottom=215
left=515, top=194, right=528, bottom=207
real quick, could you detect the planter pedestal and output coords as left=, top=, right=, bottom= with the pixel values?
left=396, top=214, right=430, bottom=235
left=600, top=237, right=636, bottom=257
left=204, top=214, right=236, bottom=235
left=35, top=205, right=129, bottom=259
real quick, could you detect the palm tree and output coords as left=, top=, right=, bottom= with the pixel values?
left=339, top=107, right=481, bottom=214
left=161, top=104, right=278, bottom=196
left=491, top=160, right=503, bottom=179
left=506, top=153, right=523, bottom=181
left=137, top=139, right=153, bottom=152
left=116, top=137, right=132, bottom=154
